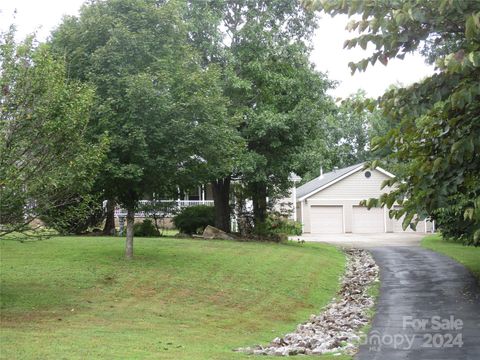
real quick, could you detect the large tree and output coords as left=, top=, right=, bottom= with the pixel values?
left=0, top=29, right=106, bottom=237
left=51, top=0, right=236, bottom=257
left=310, top=0, right=480, bottom=244
left=187, top=0, right=334, bottom=228
left=297, top=90, right=388, bottom=184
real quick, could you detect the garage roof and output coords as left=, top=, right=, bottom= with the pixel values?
left=296, top=163, right=364, bottom=200
left=296, top=163, right=395, bottom=201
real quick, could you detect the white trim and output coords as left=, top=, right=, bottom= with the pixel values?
left=300, top=201, right=304, bottom=231
left=297, top=166, right=395, bottom=202
left=375, top=167, right=396, bottom=179
left=306, top=198, right=380, bottom=202
left=293, top=187, right=297, bottom=221
left=342, top=205, right=346, bottom=233
left=298, top=165, right=364, bottom=201
left=384, top=206, right=387, bottom=233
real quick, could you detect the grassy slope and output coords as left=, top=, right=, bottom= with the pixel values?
left=422, top=234, right=480, bottom=280
left=0, top=236, right=349, bottom=360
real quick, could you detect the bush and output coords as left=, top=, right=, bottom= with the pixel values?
left=431, top=193, right=479, bottom=246
left=252, top=215, right=302, bottom=243
left=268, top=216, right=303, bottom=236
left=133, top=219, right=160, bottom=237
left=252, top=224, right=289, bottom=243
left=173, top=205, right=215, bottom=234
left=40, top=195, right=105, bottom=235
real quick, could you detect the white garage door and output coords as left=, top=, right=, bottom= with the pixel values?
left=352, top=206, right=385, bottom=233
left=310, top=206, right=343, bottom=234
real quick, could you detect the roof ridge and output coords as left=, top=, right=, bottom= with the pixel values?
left=296, top=163, right=365, bottom=200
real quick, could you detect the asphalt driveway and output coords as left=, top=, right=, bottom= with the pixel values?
left=300, top=234, right=480, bottom=359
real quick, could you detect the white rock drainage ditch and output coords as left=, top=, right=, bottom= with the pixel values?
left=236, top=248, right=379, bottom=356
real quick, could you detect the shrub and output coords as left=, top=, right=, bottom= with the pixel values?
left=431, top=193, right=479, bottom=246
left=40, top=195, right=105, bottom=235
left=173, top=205, right=215, bottom=234
left=133, top=219, right=160, bottom=237
left=252, top=225, right=288, bottom=243
left=268, top=216, right=303, bottom=236
left=252, top=215, right=302, bottom=243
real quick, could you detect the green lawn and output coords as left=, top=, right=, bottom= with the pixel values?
left=0, top=236, right=349, bottom=360
left=422, top=234, right=480, bottom=280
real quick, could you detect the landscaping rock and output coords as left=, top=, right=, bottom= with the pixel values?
left=235, top=248, right=379, bottom=356
left=202, top=225, right=235, bottom=240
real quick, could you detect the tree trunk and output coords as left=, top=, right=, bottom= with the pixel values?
left=212, top=176, right=231, bottom=232
left=102, top=199, right=116, bottom=235
left=252, top=182, right=268, bottom=227
left=125, top=207, right=134, bottom=260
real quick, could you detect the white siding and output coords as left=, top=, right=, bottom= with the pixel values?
left=309, top=169, right=392, bottom=200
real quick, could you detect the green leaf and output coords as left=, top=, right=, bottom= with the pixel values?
left=466, top=15, right=477, bottom=41
left=439, top=0, right=449, bottom=14
left=467, top=51, right=480, bottom=66
left=464, top=207, right=475, bottom=221
left=386, top=195, right=396, bottom=209
left=402, top=212, right=415, bottom=231
left=358, top=58, right=369, bottom=71
left=432, top=157, right=443, bottom=172
left=366, top=198, right=378, bottom=209
left=474, top=229, right=480, bottom=243
left=346, top=20, right=359, bottom=31
left=395, top=12, right=407, bottom=26
left=359, top=36, right=368, bottom=50
left=348, top=62, right=357, bottom=74
left=451, top=140, right=463, bottom=154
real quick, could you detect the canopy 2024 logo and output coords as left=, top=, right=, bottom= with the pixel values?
left=363, top=316, right=463, bottom=352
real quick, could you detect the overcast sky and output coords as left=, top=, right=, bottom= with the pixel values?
left=1, top=0, right=435, bottom=99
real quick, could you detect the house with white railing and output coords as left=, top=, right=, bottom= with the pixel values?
left=113, top=176, right=300, bottom=233
left=113, top=185, right=215, bottom=231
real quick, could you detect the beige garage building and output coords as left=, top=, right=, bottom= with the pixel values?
left=296, top=163, right=433, bottom=234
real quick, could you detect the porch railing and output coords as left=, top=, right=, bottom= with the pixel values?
left=114, top=200, right=214, bottom=218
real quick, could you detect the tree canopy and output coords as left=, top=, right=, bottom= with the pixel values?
left=310, top=0, right=480, bottom=244
left=186, top=0, right=335, bottom=228
left=51, top=0, right=241, bottom=257
left=0, top=29, right=107, bottom=237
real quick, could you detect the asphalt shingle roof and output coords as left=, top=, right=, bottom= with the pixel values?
left=296, top=163, right=364, bottom=200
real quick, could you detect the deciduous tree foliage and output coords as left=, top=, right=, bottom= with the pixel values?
left=51, top=0, right=238, bottom=257
left=0, top=29, right=106, bottom=238
left=187, top=0, right=334, bottom=228
left=298, top=90, right=389, bottom=184
left=309, top=0, right=480, bottom=244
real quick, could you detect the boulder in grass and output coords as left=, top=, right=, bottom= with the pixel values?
left=202, top=225, right=234, bottom=240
